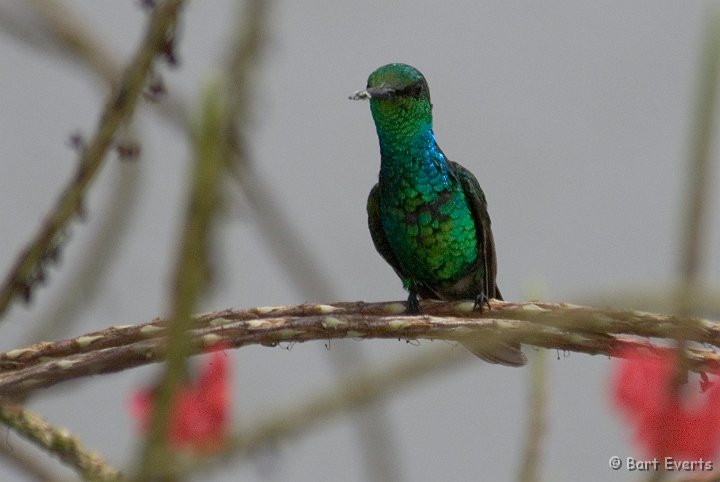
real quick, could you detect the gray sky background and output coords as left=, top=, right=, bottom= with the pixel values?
left=1, top=1, right=719, bottom=481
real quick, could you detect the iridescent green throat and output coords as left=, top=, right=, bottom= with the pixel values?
left=370, top=99, right=479, bottom=284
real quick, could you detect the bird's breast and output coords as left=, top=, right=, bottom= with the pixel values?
left=379, top=178, right=478, bottom=284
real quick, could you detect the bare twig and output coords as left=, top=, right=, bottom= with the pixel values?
left=0, top=403, right=123, bottom=482
left=222, top=0, right=405, bottom=477
left=0, top=0, right=184, bottom=319
left=0, top=438, right=64, bottom=482
left=220, top=0, right=337, bottom=303
left=223, top=0, right=267, bottom=126
left=1, top=300, right=720, bottom=397
left=671, top=1, right=720, bottom=404
left=134, top=76, right=227, bottom=479
left=678, top=4, right=720, bottom=290
left=517, top=349, right=548, bottom=482
left=27, top=161, right=143, bottom=344
left=20, top=0, right=120, bottom=84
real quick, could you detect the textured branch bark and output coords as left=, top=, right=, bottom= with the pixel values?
left=0, top=403, right=122, bottom=481
left=1, top=299, right=719, bottom=397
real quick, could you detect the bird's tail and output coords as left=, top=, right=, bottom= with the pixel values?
left=463, top=342, right=527, bottom=367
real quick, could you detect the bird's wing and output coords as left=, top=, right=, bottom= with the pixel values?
left=451, top=162, right=527, bottom=366
left=449, top=160, right=502, bottom=301
left=367, top=183, right=407, bottom=281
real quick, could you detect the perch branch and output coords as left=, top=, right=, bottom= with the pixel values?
left=1, top=300, right=719, bottom=397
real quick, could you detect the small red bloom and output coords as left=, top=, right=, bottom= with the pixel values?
left=130, top=344, right=231, bottom=453
left=611, top=346, right=720, bottom=461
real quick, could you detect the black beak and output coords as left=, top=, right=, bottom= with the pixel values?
left=349, top=86, right=396, bottom=100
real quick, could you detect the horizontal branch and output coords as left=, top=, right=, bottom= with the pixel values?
left=0, top=299, right=719, bottom=397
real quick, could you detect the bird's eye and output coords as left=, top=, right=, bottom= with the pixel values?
left=402, top=83, right=424, bottom=98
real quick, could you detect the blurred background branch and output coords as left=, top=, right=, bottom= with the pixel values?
left=0, top=437, right=66, bottom=482
left=0, top=0, right=184, bottom=319
left=134, top=66, right=224, bottom=480
left=0, top=0, right=121, bottom=85
left=670, top=3, right=720, bottom=391
left=0, top=403, right=122, bottom=481
left=220, top=1, right=402, bottom=479
left=517, top=348, right=548, bottom=482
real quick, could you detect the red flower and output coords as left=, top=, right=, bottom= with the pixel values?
left=611, top=346, right=720, bottom=461
left=130, top=344, right=231, bottom=453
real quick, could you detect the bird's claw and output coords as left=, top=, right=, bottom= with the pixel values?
left=405, top=291, right=421, bottom=315
left=473, top=293, right=490, bottom=312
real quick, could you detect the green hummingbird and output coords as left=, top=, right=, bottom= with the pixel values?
left=352, top=63, right=525, bottom=366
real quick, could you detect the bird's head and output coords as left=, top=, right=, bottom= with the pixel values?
left=351, top=63, right=433, bottom=132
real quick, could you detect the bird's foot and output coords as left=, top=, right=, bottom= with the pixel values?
left=473, top=292, right=491, bottom=312
left=405, top=291, right=421, bottom=315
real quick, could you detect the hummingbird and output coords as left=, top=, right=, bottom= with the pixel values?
left=351, top=63, right=525, bottom=366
